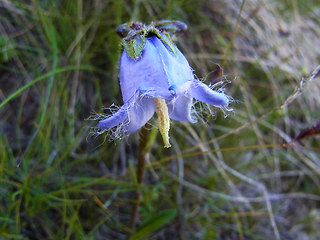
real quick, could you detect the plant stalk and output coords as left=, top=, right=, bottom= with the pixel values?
left=129, top=123, right=150, bottom=231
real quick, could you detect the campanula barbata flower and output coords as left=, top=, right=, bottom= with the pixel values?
left=98, top=21, right=230, bottom=147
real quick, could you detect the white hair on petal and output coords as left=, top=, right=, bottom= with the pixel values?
left=88, top=103, right=128, bottom=140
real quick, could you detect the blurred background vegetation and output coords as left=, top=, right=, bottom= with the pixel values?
left=1, top=0, right=320, bottom=239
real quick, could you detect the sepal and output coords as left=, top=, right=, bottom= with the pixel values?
left=122, top=30, right=146, bottom=59
left=152, top=31, right=177, bottom=56
left=152, top=20, right=187, bottom=35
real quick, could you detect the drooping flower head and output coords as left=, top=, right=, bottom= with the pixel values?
left=98, top=20, right=230, bottom=147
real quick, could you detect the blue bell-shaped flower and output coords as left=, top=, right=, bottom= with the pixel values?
left=98, top=23, right=229, bottom=147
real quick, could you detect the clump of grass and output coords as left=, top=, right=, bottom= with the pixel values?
left=1, top=0, right=320, bottom=239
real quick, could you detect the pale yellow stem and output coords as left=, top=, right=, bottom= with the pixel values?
left=154, top=98, right=171, bottom=148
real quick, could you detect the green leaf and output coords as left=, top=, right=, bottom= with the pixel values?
left=0, top=36, right=15, bottom=63
left=130, top=209, right=177, bottom=240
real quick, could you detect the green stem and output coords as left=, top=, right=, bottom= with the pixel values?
left=129, top=123, right=150, bottom=231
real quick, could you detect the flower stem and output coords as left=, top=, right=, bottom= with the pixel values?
left=129, top=123, right=150, bottom=231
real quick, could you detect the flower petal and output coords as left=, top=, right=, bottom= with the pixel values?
left=124, top=96, right=156, bottom=133
left=151, top=36, right=194, bottom=87
left=167, top=94, right=195, bottom=122
left=98, top=108, right=128, bottom=130
left=190, top=80, right=229, bottom=106
left=98, top=93, right=156, bottom=133
left=139, top=88, right=175, bottom=100
left=119, top=38, right=170, bottom=102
